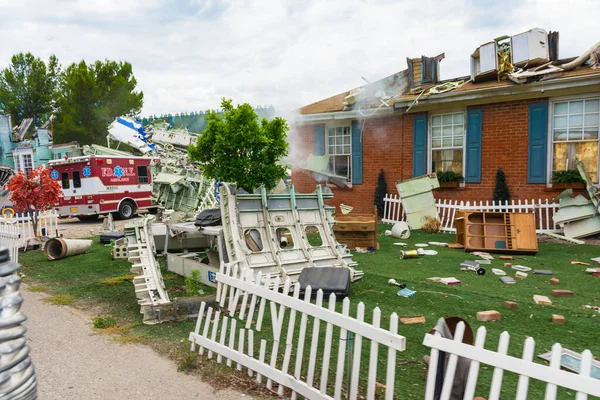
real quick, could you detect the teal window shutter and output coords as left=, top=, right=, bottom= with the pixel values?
left=413, top=114, right=427, bottom=177
left=314, top=125, right=325, bottom=156
left=528, top=102, right=548, bottom=183
left=351, top=121, right=363, bottom=184
left=465, top=109, right=482, bottom=183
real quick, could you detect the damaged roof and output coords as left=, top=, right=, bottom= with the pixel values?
left=300, top=31, right=600, bottom=116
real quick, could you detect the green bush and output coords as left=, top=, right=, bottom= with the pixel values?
left=435, top=170, right=464, bottom=183
left=93, top=315, right=118, bottom=329
left=552, top=170, right=584, bottom=183
left=185, top=270, right=203, bottom=296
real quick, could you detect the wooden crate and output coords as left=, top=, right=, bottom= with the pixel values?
left=455, top=210, right=537, bottom=254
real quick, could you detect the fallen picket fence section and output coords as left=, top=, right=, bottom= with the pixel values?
left=189, top=264, right=406, bottom=399
left=0, top=224, right=20, bottom=263
left=383, top=194, right=560, bottom=234
left=0, top=210, right=59, bottom=248
left=423, top=321, right=600, bottom=400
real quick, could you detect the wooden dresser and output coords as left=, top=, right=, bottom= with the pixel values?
left=333, top=207, right=379, bottom=250
left=455, top=211, right=537, bottom=254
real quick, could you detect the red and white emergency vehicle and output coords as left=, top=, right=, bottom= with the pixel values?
left=48, top=155, right=155, bottom=220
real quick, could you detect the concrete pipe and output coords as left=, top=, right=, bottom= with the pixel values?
left=44, top=238, right=92, bottom=261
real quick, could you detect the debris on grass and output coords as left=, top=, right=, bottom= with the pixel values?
left=112, top=335, right=146, bottom=345
left=549, top=278, right=560, bottom=285
left=533, top=295, right=553, bottom=305
left=399, top=315, right=426, bottom=324
left=499, top=276, right=516, bottom=284
left=43, top=294, right=75, bottom=305
left=100, top=274, right=136, bottom=285
left=428, top=241, right=448, bottom=247
left=421, top=216, right=441, bottom=233
left=397, top=287, right=417, bottom=298
left=534, top=270, right=553, bottom=275
left=512, top=265, right=531, bottom=272
left=503, top=301, right=518, bottom=309
left=477, top=310, right=501, bottom=322
left=515, top=271, right=528, bottom=279
left=472, top=251, right=493, bottom=260
left=440, top=277, right=461, bottom=285
left=571, top=260, right=591, bottom=266
left=492, top=268, right=506, bottom=276
left=551, top=289, right=574, bottom=297
left=177, top=352, right=199, bottom=372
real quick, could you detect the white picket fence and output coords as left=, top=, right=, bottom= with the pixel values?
left=0, top=224, right=20, bottom=263
left=0, top=210, right=59, bottom=248
left=189, top=263, right=406, bottom=400
left=382, top=194, right=561, bottom=233
left=423, top=321, right=600, bottom=399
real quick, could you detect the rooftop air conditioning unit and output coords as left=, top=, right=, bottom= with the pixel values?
left=511, top=28, right=549, bottom=68
left=470, top=41, right=498, bottom=81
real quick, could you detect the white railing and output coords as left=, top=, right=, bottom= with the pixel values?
left=0, top=210, right=59, bottom=248
left=0, top=224, right=20, bottom=263
left=197, top=187, right=218, bottom=212
left=423, top=320, right=600, bottom=399
left=189, top=263, right=406, bottom=399
left=382, top=194, right=560, bottom=233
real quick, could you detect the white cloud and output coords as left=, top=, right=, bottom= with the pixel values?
left=1, top=0, right=599, bottom=118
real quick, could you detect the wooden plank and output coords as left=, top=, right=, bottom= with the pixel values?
left=217, top=273, right=406, bottom=351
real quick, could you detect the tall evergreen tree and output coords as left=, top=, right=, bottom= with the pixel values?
left=374, top=169, right=388, bottom=217
left=493, top=169, right=510, bottom=203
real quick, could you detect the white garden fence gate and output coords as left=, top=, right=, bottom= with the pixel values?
left=189, top=263, right=406, bottom=400
left=423, top=321, right=600, bottom=400
left=0, top=210, right=59, bottom=248
left=382, top=194, right=561, bottom=234
left=0, top=224, right=20, bottom=263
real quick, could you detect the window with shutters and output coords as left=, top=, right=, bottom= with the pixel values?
left=552, top=98, right=600, bottom=182
left=429, top=112, right=465, bottom=174
left=327, top=126, right=351, bottom=181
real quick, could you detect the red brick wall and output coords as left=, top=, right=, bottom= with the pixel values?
left=291, top=98, right=578, bottom=214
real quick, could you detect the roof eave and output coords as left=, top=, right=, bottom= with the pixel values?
left=297, top=106, right=395, bottom=123
left=393, top=73, right=600, bottom=111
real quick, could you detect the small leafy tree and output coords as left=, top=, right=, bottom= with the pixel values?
left=493, top=169, right=510, bottom=204
left=374, top=169, right=388, bottom=218
left=188, top=98, right=288, bottom=192
left=7, top=165, right=62, bottom=241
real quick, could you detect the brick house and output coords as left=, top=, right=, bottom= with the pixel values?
left=291, top=29, right=600, bottom=214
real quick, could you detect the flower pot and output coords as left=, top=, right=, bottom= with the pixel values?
left=552, top=182, right=585, bottom=190
left=439, top=182, right=460, bottom=188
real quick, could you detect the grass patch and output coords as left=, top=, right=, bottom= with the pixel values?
left=100, top=274, right=136, bottom=285
left=92, top=315, right=118, bottom=329
left=43, top=294, right=76, bottom=305
left=27, top=285, right=47, bottom=292
left=177, top=352, right=198, bottom=372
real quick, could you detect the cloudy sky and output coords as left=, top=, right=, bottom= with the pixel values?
left=1, top=0, right=599, bottom=118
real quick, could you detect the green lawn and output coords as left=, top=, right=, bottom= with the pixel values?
left=18, top=228, right=600, bottom=399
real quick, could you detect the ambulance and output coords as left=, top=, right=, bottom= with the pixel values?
left=48, top=155, right=155, bottom=220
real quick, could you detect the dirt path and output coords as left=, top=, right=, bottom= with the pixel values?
left=22, top=288, right=247, bottom=400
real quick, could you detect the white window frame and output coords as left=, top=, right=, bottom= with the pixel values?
left=326, top=124, right=352, bottom=183
left=427, top=110, right=466, bottom=184
left=548, top=94, right=600, bottom=184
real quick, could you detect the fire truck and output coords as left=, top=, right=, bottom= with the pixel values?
left=48, top=155, right=155, bottom=220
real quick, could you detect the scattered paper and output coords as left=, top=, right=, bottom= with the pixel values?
left=472, top=251, right=494, bottom=260
left=393, top=242, right=407, bottom=246
left=422, top=249, right=438, bottom=256
left=397, top=288, right=417, bottom=298
left=515, top=271, right=528, bottom=279
left=440, top=277, right=461, bottom=285
left=533, top=295, right=552, bottom=305
left=415, top=243, right=429, bottom=247
left=512, top=265, right=532, bottom=272
left=492, top=268, right=506, bottom=276
left=428, top=242, right=448, bottom=247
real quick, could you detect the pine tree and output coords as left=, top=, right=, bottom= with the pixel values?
left=493, top=169, right=510, bottom=204
left=374, top=169, right=388, bottom=218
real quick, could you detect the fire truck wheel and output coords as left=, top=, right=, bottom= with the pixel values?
left=77, top=215, right=99, bottom=222
left=118, top=200, right=136, bottom=220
